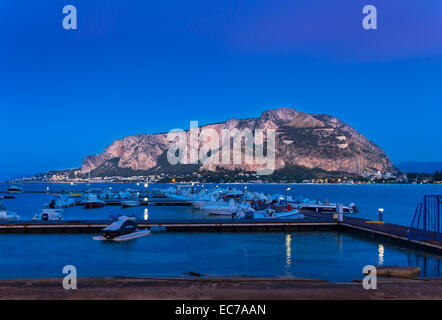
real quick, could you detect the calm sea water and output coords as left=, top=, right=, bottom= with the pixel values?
left=0, top=231, right=440, bottom=281
left=0, top=183, right=441, bottom=281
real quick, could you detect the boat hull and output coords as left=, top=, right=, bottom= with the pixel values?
left=93, top=230, right=150, bottom=242
left=7, top=190, right=22, bottom=194
left=84, top=202, right=106, bottom=209
left=121, top=201, right=140, bottom=208
left=300, top=205, right=354, bottom=214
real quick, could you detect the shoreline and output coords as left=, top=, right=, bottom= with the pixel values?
left=0, top=277, right=441, bottom=300
left=2, top=181, right=440, bottom=186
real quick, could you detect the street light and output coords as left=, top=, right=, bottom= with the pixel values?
left=285, top=187, right=291, bottom=203
left=378, top=208, right=384, bottom=222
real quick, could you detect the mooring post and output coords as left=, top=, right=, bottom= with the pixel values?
left=337, top=204, right=344, bottom=222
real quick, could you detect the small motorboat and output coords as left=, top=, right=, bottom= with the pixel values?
left=45, top=195, right=75, bottom=209
left=234, top=208, right=304, bottom=220
left=93, top=216, right=150, bottom=242
left=200, top=199, right=238, bottom=216
left=121, top=200, right=140, bottom=208
left=32, top=209, right=63, bottom=221
left=7, top=184, right=23, bottom=194
left=83, top=193, right=106, bottom=209
left=299, top=200, right=357, bottom=214
left=0, top=197, right=20, bottom=221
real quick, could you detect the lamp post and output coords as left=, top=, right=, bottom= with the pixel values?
left=378, top=208, right=384, bottom=222
left=285, top=187, right=291, bottom=204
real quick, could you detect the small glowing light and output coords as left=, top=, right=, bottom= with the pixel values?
left=144, top=208, right=149, bottom=221
left=46, top=187, right=50, bottom=191
left=378, top=244, right=384, bottom=265
left=144, top=197, right=148, bottom=201
left=244, top=186, right=248, bottom=190
left=144, top=183, right=148, bottom=188
left=379, top=208, right=384, bottom=213
left=286, top=187, right=291, bottom=191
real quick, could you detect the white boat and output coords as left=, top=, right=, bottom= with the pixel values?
left=200, top=199, right=238, bottom=216
left=299, top=200, right=357, bottom=214
left=45, top=195, right=75, bottom=209
left=7, top=184, right=23, bottom=194
left=83, top=193, right=106, bottom=209
left=121, top=200, right=140, bottom=207
left=32, top=209, right=64, bottom=221
left=93, top=216, right=150, bottom=242
left=191, top=191, right=223, bottom=209
left=0, top=211, right=20, bottom=221
left=0, top=201, right=19, bottom=221
left=234, top=208, right=304, bottom=220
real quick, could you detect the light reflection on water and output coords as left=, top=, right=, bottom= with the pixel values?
left=285, top=234, right=292, bottom=267
left=378, top=244, right=385, bottom=265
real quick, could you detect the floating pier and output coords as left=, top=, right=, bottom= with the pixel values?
left=0, top=217, right=337, bottom=234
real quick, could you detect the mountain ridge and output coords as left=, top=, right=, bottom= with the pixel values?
left=81, top=108, right=395, bottom=176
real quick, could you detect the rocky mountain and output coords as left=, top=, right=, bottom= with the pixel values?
left=81, top=108, right=395, bottom=176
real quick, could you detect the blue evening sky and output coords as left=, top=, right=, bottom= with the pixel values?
left=0, top=0, right=441, bottom=179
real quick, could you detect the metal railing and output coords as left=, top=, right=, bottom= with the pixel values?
left=409, top=195, right=442, bottom=242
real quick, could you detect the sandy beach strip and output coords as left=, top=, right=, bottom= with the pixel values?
left=0, top=277, right=441, bottom=300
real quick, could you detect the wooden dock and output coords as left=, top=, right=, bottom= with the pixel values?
left=0, top=215, right=440, bottom=253
left=339, top=216, right=442, bottom=253
left=0, top=218, right=337, bottom=233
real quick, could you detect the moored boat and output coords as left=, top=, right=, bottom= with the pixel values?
left=299, top=201, right=357, bottom=214
left=83, top=193, right=106, bottom=209
left=234, top=208, right=304, bottom=220
left=200, top=199, right=238, bottom=216
left=45, top=195, right=75, bottom=209
left=7, top=184, right=23, bottom=194
left=32, top=209, right=63, bottom=221
left=93, top=216, right=150, bottom=241
left=0, top=198, right=20, bottom=221
left=121, top=200, right=140, bottom=207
